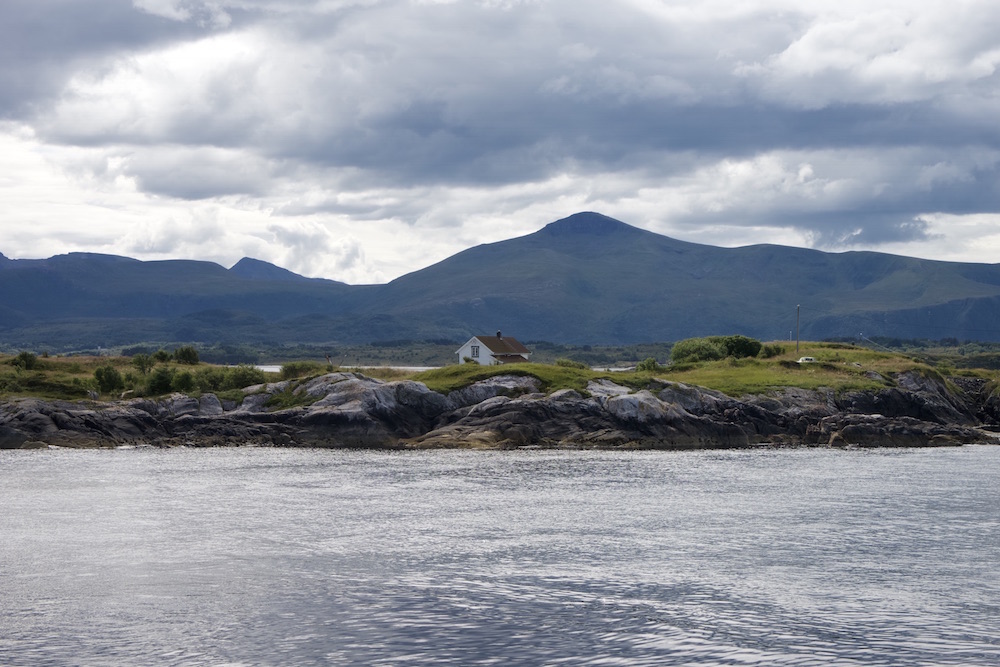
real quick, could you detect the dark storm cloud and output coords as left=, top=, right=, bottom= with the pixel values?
left=5, top=0, right=1000, bottom=255
left=0, top=0, right=225, bottom=118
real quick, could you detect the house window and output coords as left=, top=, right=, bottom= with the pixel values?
left=471, top=345, right=479, bottom=358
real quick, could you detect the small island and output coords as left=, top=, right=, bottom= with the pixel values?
left=2, top=340, right=999, bottom=450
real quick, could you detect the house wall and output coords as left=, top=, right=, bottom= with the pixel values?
left=456, top=338, right=497, bottom=365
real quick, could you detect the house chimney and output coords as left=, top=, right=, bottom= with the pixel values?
left=497, top=330, right=502, bottom=340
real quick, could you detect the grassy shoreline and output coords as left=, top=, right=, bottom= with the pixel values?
left=2, top=341, right=983, bottom=403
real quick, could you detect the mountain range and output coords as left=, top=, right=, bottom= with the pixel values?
left=4, top=212, right=1000, bottom=350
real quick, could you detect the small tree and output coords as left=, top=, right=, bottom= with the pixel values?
left=153, top=349, right=172, bottom=363
left=13, top=351, right=38, bottom=370
left=94, top=365, right=125, bottom=394
left=173, top=370, right=195, bottom=392
left=280, top=361, right=324, bottom=380
left=174, top=345, right=200, bottom=365
left=759, top=343, right=784, bottom=359
left=195, top=367, right=227, bottom=392
left=671, top=338, right=727, bottom=363
left=636, top=357, right=662, bottom=372
left=720, top=335, right=762, bottom=359
left=131, top=354, right=155, bottom=375
left=225, top=364, right=267, bottom=390
left=146, top=366, right=175, bottom=395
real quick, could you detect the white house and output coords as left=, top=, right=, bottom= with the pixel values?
left=456, top=331, right=531, bottom=366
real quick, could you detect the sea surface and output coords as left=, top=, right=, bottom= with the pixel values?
left=1, top=445, right=999, bottom=666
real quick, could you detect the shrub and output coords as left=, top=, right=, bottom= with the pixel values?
left=671, top=338, right=727, bottom=363
left=226, top=364, right=267, bottom=390
left=194, top=367, right=228, bottom=392
left=671, top=335, right=763, bottom=363
left=123, top=371, right=140, bottom=390
left=146, top=366, right=175, bottom=395
left=94, top=365, right=125, bottom=394
left=174, top=346, right=200, bottom=365
left=173, top=370, right=195, bottom=392
left=720, top=335, right=762, bottom=359
left=13, top=351, right=38, bottom=370
left=131, top=354, right=155, bottom=375
left=555, top=358, right=589, bottom=369
left=280, top=361, right=325, bottom=380
left=759, top=343, right=785, bottom=359
left=636, top=357, right=662, bottom=372
left=153, top=349, right=172, bottom=363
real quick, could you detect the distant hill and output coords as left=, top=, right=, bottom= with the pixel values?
left=4, top=212, right=1000, bottom=350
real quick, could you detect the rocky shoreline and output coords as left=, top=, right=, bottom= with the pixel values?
left=2, top=370, right=999, bottom=450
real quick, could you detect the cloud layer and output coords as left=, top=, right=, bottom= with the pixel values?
left=2, top=0, right=1000, bottom=281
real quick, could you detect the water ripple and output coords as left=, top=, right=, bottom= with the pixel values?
left=1, top=446, right=998, bottom=665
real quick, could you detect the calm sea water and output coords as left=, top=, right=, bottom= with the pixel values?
left=1, top=445, right=999, bottom=666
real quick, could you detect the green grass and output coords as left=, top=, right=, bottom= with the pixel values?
left=664, top=357, right=885, bottom=395
left=0, top=343, right=975, bottom=402
left=414, top=343, right=941, bottom=398
left=0, top=354, right=118, bottom=400
left=414, top=362, right=604, bottom=395
left=657, top=342, right=932, bottom=396
left=0, top=354, right=283, bottom=401
left=264, top=384, right=321, bottom=410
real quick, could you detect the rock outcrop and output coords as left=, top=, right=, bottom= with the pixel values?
left=1, top=370, right=996, bottom=450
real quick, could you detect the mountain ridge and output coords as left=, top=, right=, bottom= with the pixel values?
left=4, top=212, right=1000, bottom=348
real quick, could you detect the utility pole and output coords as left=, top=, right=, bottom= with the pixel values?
left=796, top=304, right=800, bottom=355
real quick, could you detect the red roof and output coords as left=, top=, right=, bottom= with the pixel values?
left=492, top=354, right=529, bottom=364
left=475, top=335, right=531, bottom=355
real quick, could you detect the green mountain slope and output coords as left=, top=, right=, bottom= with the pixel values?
left=4, top=212, right=1000, bottom=348
left=363, top=212, right=1000, bottom=343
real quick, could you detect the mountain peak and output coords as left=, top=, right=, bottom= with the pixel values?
left=229, top=257, right=309, bottom=282
left=539, top=212, right=639, bottom=236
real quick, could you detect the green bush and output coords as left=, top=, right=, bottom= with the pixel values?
left=671, top=338, right=727, bottom=363
left=173, top=370, right=195, bottom=392
left=146, top=366, right=175, bottom=395
left=191, top=365, right=266, bottom=391
left=153, top=349, right=172, bottom=363
left=94, top=365, right=125, bottom=394
left=131, top=354, right=155, bottom=375
left=226, top=364, right=267, bottom=390
left=174, top=346, right=200, bottom=365
left=123, top=371, right=140, bottom=390
left=636, top=357, right=662, bottom=372
left=194, top=367, right=227, bottom=392
left=13, top=351, right=38, bottom=370
left=719, top=335, right=762, bottom=359
left=671, top=335, right=762, bottom=363
left=280, top=361, right=326, bottom=380
left=759, top=343, right=784, bottom=359
left=555, top=358, right=589, bottom=369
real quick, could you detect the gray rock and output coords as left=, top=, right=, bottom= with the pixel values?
left=199, top=394, right=224, bottom=416
left=448, top=375, right=540, bottom=407
left=0, top=368, right=993, bottom=450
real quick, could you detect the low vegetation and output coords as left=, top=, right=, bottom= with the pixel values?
left=414, top=362, right=599, bottom=395
left=0, top=339, right=984, bottom=403
left=413, top=341, right=944, bottom=397
left=0, top=348, right=281, bottom=401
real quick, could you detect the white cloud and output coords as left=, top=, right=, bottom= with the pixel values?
left=740, top=2, right=1000, bottom=108
left=3, top=0, right=1000, bottom=284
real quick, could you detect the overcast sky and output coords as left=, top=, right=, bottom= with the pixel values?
left=2, top=0, right=999, bottom=283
